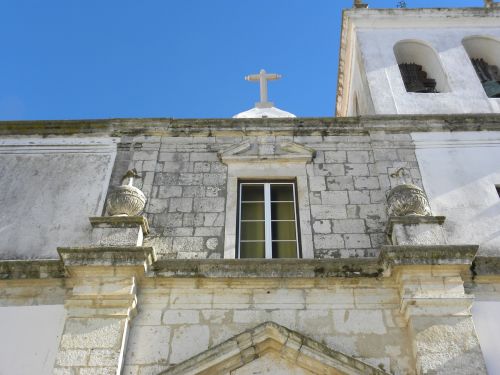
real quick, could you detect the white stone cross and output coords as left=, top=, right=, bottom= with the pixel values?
left=245, top=69, right=282, bottom=108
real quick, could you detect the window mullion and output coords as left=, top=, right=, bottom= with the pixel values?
left=264, top=183, right=272, bottom=259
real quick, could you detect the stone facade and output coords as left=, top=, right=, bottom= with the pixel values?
left=106, top=131, right=422, bottom=260
left=1, top=5, right=500, bottom=375
left=0, top=115, right=499, bottom=375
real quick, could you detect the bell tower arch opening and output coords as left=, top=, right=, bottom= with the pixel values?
left=462, top=35, right=500, bottom=98
left=394, top=39, right=450, bottom=93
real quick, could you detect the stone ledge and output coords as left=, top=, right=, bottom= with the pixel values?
left=0, top=259, right=64, bottom=279
left=473, top=256, right=500, bottom=276
left=57, top=246, right=155, bottom=269
left=385, top=216, right=446, bottom=237
left=89, top=216, right=150, bottom=235
left=153, top=258, right=383, bottom=278
left=2, top=114, right=500, bottom=137
left=380, top=245, right=478, bottom=266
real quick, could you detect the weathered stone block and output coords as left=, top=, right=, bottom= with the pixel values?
left=326, top=176, right=354, bottom=190
left=324, top=150, right=347, bottom=163
left=253, top=289, right=304, bottom=309
left=79, top=368, right=116, bottom=375
left=172, top=237, right=204, bottom=253
left=90, top=227, right=143, bottom=247
left=321, top=191, right=349, bottom=205
left=169, top=325, right=210, bottom=363
left=314, top=234, right=345, bottom=249
left=56, top=349, right=89, bottom=366
left=60, top=318, right=124, bottom=349
left=315, top=163, right=345, bottom=176
left=154, top=213, right=183, bottom=227
left=125, top=326, right=171, bottom=365
left=347, top=150, right=371, bottom=163
left=168, top=198, right=193, bottom=213
left=194, top=227, right=223, bottom=236
left=146, top=198, right=168, bottom=214
left=178, top=173, right=204, bottom=185
left=308, top=176, right=326, bottom=191
left=193, top=161, right=211, bottom=173
left=182, top=186, right=205, bottom=198
left=344, top=234, right=372, bottom=248
left=333, top=310, right=387, bottom=334
left=333, top=219, right=366, bottom=233
left=189, top=152, right=219, bottom=162
left=203, top=173, right=226, bottom=186
left=313, top=220, right=332, bottom=234
left=159, top=152, right=190, bottom=162
left=311, top=205, right=347, bottom=220
left=348, top=190, right=370, bottom=204
left=345, top=164, right=370, bottom=176
left=163, top=310, right=200, bottom=325
left=157, top=186, right=182, bottom=199
left=354, top=176, right=380, bottom=190
left=193, top=198, right=225, bottom=212
left=88, top=349, right=119, bottom=367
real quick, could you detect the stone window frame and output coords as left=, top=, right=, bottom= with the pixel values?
left=220, top=141, right=314, bottom=259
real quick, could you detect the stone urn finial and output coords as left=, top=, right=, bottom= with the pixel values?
left=105, top=169, right=146, bottom=217
left=387, top=184, right=432, bottom=217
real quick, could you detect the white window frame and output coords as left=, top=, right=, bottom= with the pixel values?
left=238, top=181, right=300, bottom=259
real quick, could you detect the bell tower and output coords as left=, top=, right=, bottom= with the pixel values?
left=336, top=3, right=500, bottom=116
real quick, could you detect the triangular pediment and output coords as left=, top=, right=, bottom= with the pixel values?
left=159, top=322, right=390, bottom=375
left=218, top=140, right=315, bottom=163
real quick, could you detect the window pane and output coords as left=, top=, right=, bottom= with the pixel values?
left=271, top=184, right=294, bottom=201
left=240, top=221, right=265, bottom=241
left=272, top=241, right=297, bottom=258
left=241, top=184, right=264, bottom=201
left=241, top=202, right=265, bottom=220
left=240, top=242, right=265, bottom=258
left=271, top=202, right=295, bottom=220
left=271, top=221, right=296, bottom=241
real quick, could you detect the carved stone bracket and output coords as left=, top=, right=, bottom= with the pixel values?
left=387, top=184, right=432, bottom=217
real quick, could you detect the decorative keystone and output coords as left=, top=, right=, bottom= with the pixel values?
left=387, top=184, right=432, bottom=217
left=106, top=169, right=146, bottom=217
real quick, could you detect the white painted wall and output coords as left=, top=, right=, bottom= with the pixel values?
left=0, top=137, right=116, bottom=259
left=472, top=301, right=500, bottom=375
left=0, top=305, right=66, bottom=375
left=413, top=131, right=500, bottom=256
left=356, top=27, right=500, bottom=114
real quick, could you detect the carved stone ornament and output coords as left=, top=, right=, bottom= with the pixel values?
left=218, top=140, right=315, bottom=164
left=387, top=184, right=432, bottom=217
left=106, top=169, right=146, bottom=216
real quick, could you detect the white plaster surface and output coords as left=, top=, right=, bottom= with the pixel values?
left=0, top=305, right=66, bottom=375
left=413, top=131, right=500, bottom=255
left=355, top=27, right=500, bottom=114
left=472, top=301, right=500, bottom=375
left=0, top=137, right=116, bottom=259
left=233, top=105, right=296, bottom=118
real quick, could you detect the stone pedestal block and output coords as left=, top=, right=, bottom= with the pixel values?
left=89, top=216, right=149, bottom=247
left=386, top=216, right=446, bottom=246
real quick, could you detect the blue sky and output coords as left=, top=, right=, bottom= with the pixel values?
left=0, top=0, right=483, bottom=120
